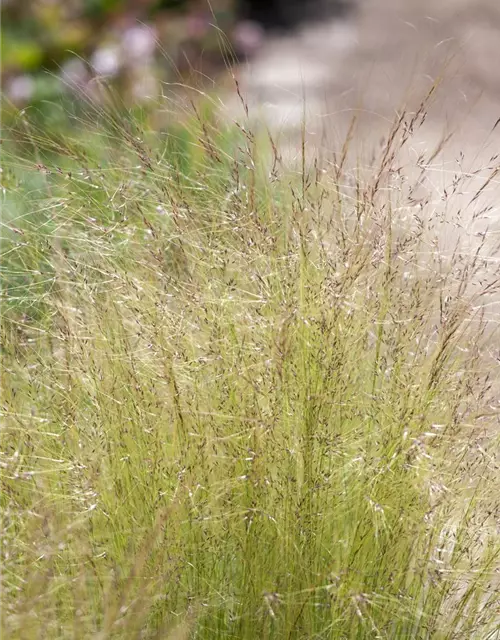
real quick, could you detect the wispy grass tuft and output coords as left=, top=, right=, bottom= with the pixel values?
left=1, top=88, right=500, bottom=639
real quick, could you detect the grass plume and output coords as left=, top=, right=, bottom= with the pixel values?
left=1, top=87, right=500, bottom=639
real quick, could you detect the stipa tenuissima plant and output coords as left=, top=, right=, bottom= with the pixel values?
left=1, top=87, right=499, bottom=639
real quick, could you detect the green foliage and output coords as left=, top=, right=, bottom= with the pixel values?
left=1, top=0, right=235, bottom=108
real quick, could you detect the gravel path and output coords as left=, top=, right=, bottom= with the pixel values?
left=232, top=0, right=500, bottom=137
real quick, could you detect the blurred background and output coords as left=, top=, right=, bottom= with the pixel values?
left=2, top=0, right=237, bottom=108
left=1, top=0, right=352, bottom=108
left=3, top=0, right=500, bottom=153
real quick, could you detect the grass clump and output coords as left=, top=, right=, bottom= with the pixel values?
left=1, top=93, right=500, bottom=639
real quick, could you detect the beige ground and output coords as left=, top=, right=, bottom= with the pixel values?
left=232, top=0, right=500, bottom=140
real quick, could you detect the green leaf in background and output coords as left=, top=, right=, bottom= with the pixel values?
left=1, top=34, right=44, bottom=71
